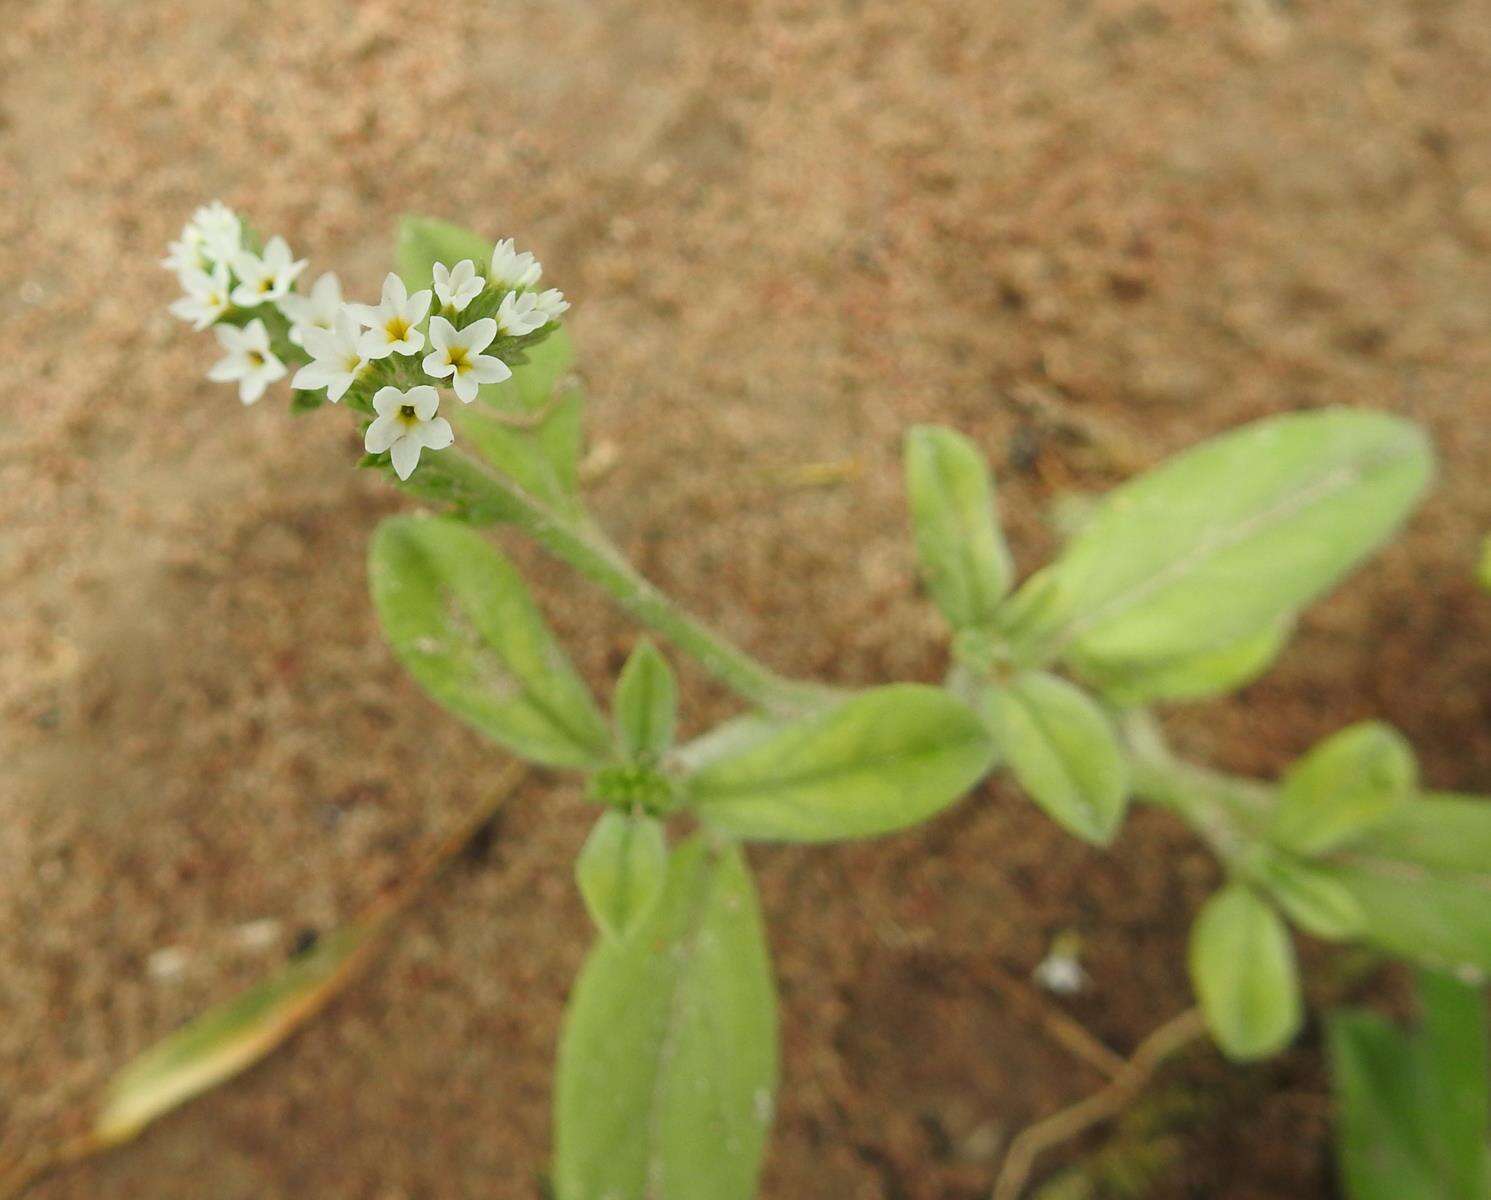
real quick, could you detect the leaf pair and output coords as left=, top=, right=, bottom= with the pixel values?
left=374, top=515, right=995, bottom=842
left=904, top=412, right=1432, bottom=851
left=556, top=837, right=776, bottom=1200
left=909, top=410, right=1432, bottom=708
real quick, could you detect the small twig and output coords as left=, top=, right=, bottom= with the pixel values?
left=974, top=960, right=1127, bottom=1081
left=757, top=458, right=863, bottom=492
left=0, top=763, right=528, bottom=1199
left=990, top=1007, right=1207, bottom=1200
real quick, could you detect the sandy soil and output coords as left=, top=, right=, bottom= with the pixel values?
left=4, top=0, right=1491, bottom=1196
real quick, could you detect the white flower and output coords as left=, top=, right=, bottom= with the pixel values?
left=168, top=262, right=232, bottom=330
left=433, top=260, right=484, bottom=314
left=230, top=236, right=307, bottom=307
left=490, top=237, right=542, bottom=290
left=421, top=316, right=512, bottom=403
left=496, top=290, right=547, bottom=336
left=291, top=309, right=368, bottom=403
left=364, top=385, right=453, bottom=480
left=279, top=272, right=343, bottom=347
left=350, top=273, right=432, bottom=359
left=191, top=201, right=243, bottom=262
left=532, top=287, right=570, bottom=324
left=162, top=229, right=211, bottom=277
left=162, top=201, right=243, bottom=277
left=207, top=318, right=286, bottom=405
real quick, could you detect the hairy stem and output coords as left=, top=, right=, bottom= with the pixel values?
left=1119, top=711, right=1274, bottom=864
left=441, top=447, right=837, bottom=717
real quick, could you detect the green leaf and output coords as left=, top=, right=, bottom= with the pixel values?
left=1254, top=852, right=1366, bottom=941
left=450, top=400, right=584, bottom=519
left=555, top=837, right=777, bottom=1200
left=1002, top=409, right=1433, bottom=668
left=1188, top=883, right=1302, bottom=1060
left=1317, top=856, right=1491, bottom=978
left=685, top=685, right=994, bottom=842
left=613, top=639, right=678, bottom=761
left=1347, top=792, right=1491, bottom=875
left=1419, top=970, right=1491, bottom=1198
left=1328, top=1011, right=1450, bottom=1200
left=904, top=425, right=1014, bottom=629
left=396, top=215, right=490, bottom=292
left=1327, top=971, right=1490, bottom=1200
left=979, top=672, right=1129, bottom=845
left=369, top=515, right=610, bottom=768
left=501, top=324, right=576, bottom=413
left=1271, top=721, right=1416, bottom=856
left=95, top=922, right=373, bottom=1146
left=575, top=811, right=669, bottom=942
left=1072, top=617, right=1292, bottom=708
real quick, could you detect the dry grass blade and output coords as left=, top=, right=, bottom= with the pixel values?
left=0, top=763, right=527, bottom=1199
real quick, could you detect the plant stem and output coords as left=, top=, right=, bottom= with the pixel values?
left=442, top=449, right=837, bottom=717
left=1119, top=711, right=1274, bottom=865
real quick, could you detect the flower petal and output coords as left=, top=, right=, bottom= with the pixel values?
left=390, top=435, right=422, bottom=480
left=364, top=414, right=400, bottom=454
left=419, top=417, right=455, bottom=450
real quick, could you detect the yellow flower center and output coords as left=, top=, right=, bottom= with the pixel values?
left=385, top=316, right=410, bottom=342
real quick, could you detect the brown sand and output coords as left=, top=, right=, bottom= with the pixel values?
left=5, top=1, right=1491, bottom=1196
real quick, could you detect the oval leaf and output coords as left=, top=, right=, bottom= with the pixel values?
left=1255, top=853, right=1366, bottom=942
left=576, top=811, right=668, bottom=942
left=1318, top=857, right=1491, bottom=979
left=614, top=639, right=678, bottom=761
left=980, top=672, right=1129, bottom=845
left=1189, top=883, right=1302, bottom=1060
left=369, top=515, right=610, bottom=768
left=1003, top=409, right=1432, bottom=667
left=904, top=425, right=1013, bottom=629
left=1072, top=617, right=1292, bottom=708
left=555, top=837, right=777, bottom=1200
left=396, top=215, right=491, bottom=292
left=1271, top=720, right=1416, bottom=855
left=685, top=685, right=994, bottom=842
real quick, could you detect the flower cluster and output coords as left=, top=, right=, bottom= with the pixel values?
left=165, top=203, right=570, bottom=479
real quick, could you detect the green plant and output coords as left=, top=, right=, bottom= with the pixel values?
left=141, top=204, right=1491, bottom=1198
left=1328, top=970, right=1490, bottom=1199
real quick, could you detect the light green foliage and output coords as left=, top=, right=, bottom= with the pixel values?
left=555, top=837, right=777, bottom=1200
left=1071, top=617, right=1292, bottom=708
left=1252, top=852, right=1366, bottom=941
left=904, top=425, right=1014, bottom=629
left=451, top=397, right=584, bottom=519
left=1315, top=797, right=1491, bottom=977
left=396, top=215, right=490, bottom=291
left=1000, top=409, right=1432, bottom=670
left=1188, top=883, right=1302, bottom=1060
left=1328, top=970, right=1490, bottom=1200
left=1271, top=721, right=1416, bottom=856
left=505, top=324, right=576, bottom=411
left=369, top=515, right=611, bottom=768
left=980, top=672, right=1129, bottom=844
left=685, top=685, right=994, bottom=842
left=576, top=811, right=669, bottom=942
left=614, top=639, right=678, bottom=762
